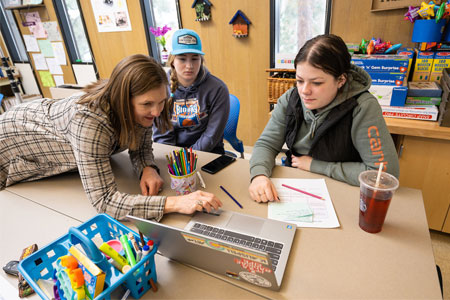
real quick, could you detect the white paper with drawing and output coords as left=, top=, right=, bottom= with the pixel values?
left=268, top=178, right=340, bottom=228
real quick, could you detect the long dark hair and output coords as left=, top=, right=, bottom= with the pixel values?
left=78, top=54, right=170, bottom=150
left=294, top=34, right=351, bottom=79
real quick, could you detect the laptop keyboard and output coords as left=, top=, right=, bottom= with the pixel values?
left=189, top=222, right=283, bottom=271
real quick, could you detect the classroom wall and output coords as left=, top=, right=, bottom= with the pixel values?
left=178, top=0, right=271, bottom=146
left=78, top=0, right=149, bottom=79
left=3, top=0, right=417, bottom=146
left=330, top=0, right=414, bottom=47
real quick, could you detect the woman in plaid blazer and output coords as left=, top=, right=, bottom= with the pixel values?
left=0, top=54, right=221, bottom=220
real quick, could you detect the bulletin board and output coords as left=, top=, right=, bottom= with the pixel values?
left=11, top=0, right=76, bottom=98
left=371, top=0, right=423, bottom=12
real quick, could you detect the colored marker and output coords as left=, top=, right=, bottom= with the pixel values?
left=99, top=242, right=130, bottom=273
left=147, top=240, right=154, bottom=251
left=220, top=185, right=243, bottom=209
left=142, top=245, right=151, bottom=267
left=119, top=235, right=136, bottom=267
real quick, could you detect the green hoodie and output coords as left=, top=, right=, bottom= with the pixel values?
left=250, top=65, right=399, bottom=186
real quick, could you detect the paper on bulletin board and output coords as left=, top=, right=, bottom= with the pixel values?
left=38, top=71, right=55, bottom=87
left=26, top=12, right=47, bottom=39
left=37, top=40, right=54, bottom=57
left=22, top=35, right=40, bottom=52
left=25, top=11, right=40, bottom=24
left=46, top=58, right=63, bottom=75
left=32, top=53, right=48, bottom=70
left=54, top=75, right=65, bottom=87
left=51, top=42, right=67, bottom=65
left=90, top=0, right=132, bottom=32
left=42, top=22, right=62, bottom=41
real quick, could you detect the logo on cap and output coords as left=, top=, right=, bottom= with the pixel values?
left=178, top=34, right=197, bottom=45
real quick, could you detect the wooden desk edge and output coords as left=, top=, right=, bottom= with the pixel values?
left=384, top=117, right=450, bottom=140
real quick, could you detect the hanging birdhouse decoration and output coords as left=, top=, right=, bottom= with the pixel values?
left=192, top=0, right=212, bottom=22
left=229, top=10, right=251, bottom=38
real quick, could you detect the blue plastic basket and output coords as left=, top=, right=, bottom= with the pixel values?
left=18, top=214, right=157, bottom=300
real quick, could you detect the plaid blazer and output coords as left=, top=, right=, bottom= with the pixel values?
left=0, top=94, right=165, bottom=221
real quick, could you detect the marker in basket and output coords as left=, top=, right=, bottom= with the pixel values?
left=127, top=233, right=142, bottom=263
left=99, top=242, right=131, bottom=273
left=142, top=245, right=151, bottom=268
left=142, top=245, right=151, bottom=256
left=147, top=240, right=154, bottom=251
left=281, top=183, right=325, bottom=200
left=120, top=235, right=137, bottom=267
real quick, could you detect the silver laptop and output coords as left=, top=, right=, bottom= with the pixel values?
left=127, top=210, right=296, bottom=290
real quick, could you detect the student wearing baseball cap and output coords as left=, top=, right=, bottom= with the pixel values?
left=153, top=29, right=230, bottom=154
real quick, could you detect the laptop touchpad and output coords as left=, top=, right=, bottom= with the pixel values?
left=226, top=214, right=263, bottom=235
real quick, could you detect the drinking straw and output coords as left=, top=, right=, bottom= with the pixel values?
left=375, top=162, right=384, bottom=187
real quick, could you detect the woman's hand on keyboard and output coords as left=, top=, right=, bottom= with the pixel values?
left=164, top=191, right=223, bottom=214
left=248, top=175, right=280, bottom=203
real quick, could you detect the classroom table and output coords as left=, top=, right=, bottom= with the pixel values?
left=0, top=189, right=262, bottom=299
left=2, top=143, right=442, bottom=299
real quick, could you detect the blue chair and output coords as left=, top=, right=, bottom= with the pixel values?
left=224, top=94, right=245, bottom=158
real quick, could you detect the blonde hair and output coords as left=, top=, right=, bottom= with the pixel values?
left=78, top=54, right=171, bottom=150
left=167, top=54, right=205, bottom=107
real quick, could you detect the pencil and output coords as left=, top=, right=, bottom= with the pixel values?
left=190, top=148, right=193, bottom=172
left=220, top=185, right=243, bottom=209
left=281, top=184, right=325, bottom=200
left=197, top=171, right=206, bottom=188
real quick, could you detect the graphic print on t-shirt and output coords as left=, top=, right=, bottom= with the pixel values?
left=172, top=98, right=205, bottom=127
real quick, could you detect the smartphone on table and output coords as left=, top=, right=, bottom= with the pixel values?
left=201, top=154, right=236, bottom=174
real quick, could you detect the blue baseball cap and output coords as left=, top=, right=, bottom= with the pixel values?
left=171, top=29, right=204, bottom=55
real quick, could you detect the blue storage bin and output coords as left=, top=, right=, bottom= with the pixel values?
left=412, top=19, right=447, bottom=43
left=18, top=214, right=157, bottom=300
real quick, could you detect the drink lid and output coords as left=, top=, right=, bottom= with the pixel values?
left=358, top=170, right=399, bottom=191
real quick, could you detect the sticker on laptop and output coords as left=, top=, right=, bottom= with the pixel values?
left=239, top=271, right=272, bottom=288
left=234, top=258, right=272, bottom=274
left=181, top=233, right=269, bottom=264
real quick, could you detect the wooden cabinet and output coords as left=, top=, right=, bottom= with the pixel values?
left=396, top=135, right=450, bottom=231
left=385, top=118, right=450, bottom=232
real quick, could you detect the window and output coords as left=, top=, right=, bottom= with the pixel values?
left=271, top=0, right=331, bottom=68
left=53, top=0, right=92, bottom=63
left=141, top=0, right=181, bottom=62
left=0, top=1, right=28, bottom=62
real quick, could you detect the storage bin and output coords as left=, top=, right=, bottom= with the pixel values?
left=266, top=69, right=296, bottom=104
left=412, top=19, right=446, bottom=43
left=18, top=214, right=157, bottom=300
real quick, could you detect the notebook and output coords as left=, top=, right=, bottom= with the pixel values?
left=127, top=209, right=296, bottom=290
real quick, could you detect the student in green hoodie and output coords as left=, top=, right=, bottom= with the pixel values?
left=249, top=34, right=399, bottom=203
